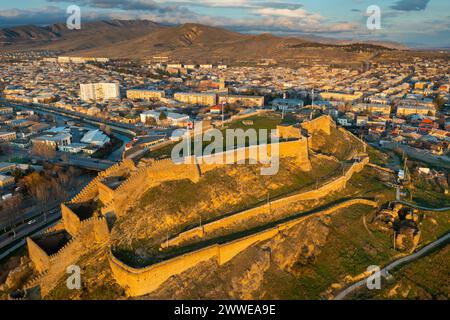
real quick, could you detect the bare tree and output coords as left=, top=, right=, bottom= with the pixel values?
left=22, top=172, right=53, bottom=221
left=31, top=142, right=56, bottom=160
left=0, top=195, right=23, bottom=235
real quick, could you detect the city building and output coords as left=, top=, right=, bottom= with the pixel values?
left=0, top=174, right=14, bottom=188
left=0, top=132, right=17, bottom=142
left=32, top=133, right=72, bottom=149
left=319, top=91, right=364, bottom=102
left=352, top=103, right=392, bottom=115
left=271, top=98, right=304, bottom=110
left=218, top=94, right=265, bottom=108
left=396, top=105, right=436, bottom=116
left=80, top=83, right=120, bottom=101
left=126, top=89, right=165, bottom=101
left=81, top=129, right=111, bottom=147
left=0, top=107, right=13, bottom=114
left=140, top=110, right=190, bottom=126
left=174, top=92, right=217, bottom=106
left=59, top=143, right=89, bottom=153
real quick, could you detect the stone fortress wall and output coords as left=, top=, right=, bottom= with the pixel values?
left=24, top=115, right=367, bottom=298
left=109, top=198, right=377, bottom=297
left=25, top=217, right=109, bottom=296
left=162, top=157, right=369, bottom=249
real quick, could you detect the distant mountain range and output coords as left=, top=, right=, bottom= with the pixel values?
left=0, top=20, right=409, bottom=62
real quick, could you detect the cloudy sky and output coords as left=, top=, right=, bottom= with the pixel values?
left=0, top=0, right=449, bottom=48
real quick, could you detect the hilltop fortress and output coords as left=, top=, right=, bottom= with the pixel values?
left=22, top=115, right=371, bottom=298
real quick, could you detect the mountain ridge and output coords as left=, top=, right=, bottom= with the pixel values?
left=0, top=20, right=408, bottom=62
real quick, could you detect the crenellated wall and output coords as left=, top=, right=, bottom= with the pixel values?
left=109, top=198, right=377, bottom=297
left=301, top=115, right=333, bottom=136
left=25, top=115, right=343, bottom=297
left=110, top=160, right=201, bottom=216
left=277, top=125, right=302, bottom=140
left=61, top=203, right=82, bottom=236
left=26, top=238, right=51, bottom=273
left=69, top=159, right=136, bottom=205
left=25, top=217, right=110, bottom=297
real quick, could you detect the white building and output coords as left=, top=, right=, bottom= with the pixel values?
left=59, top=143, right=88, bottom=153
left=337, top=118, right=352, bottom=127
left=81, top=129, right=111, bottom=147
left=80, top=83, right=120, bottom=101
left=271, top=98, right=304, bottom=110
left=140, top=110, right=190, bottom=126
left=32, top=133, right=72, bottom=148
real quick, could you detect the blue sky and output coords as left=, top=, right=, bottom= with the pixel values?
left=0, top=0, right=449, bottom=48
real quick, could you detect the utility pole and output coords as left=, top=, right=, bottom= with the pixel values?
left=221, top=100, right=226, bottom=129
left=393, top=231, right=396, bottom=250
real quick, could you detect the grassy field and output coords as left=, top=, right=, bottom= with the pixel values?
left=407, top=176, right=450, bottom=208
left=366, top=145, right=391, bottom=167
left=145, top=114, right=283, bottom=160
left=46, top=248, right=125, bottom=300
left=418, top=210, right=450, bottom=244
left=309, top=126, right=364, bottom=161
left=348, top=243, right=449, bottom=300
left=259, top=204, right=398, bottom=299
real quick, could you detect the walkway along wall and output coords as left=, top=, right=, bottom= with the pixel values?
left=109, top=199, right=377, bottom=297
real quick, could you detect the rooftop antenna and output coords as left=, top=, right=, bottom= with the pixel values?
left=393, top=231, right=396, bottom=250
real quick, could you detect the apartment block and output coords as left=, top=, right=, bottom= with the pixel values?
left=126, top=89, right=165, bottom=101
left=80, top=83, right=120, bottom=101
left=218, top=94, right=265, bottom=108
left=174, top=92, right=217, bottom=106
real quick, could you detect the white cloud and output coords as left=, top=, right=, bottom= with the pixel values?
left=255, top=7, right=321, bottom=19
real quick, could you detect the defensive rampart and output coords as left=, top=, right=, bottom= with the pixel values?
left=163, top=157, right=369, bottom=248
left=25, top=217, right=109, bottom=297
left=109, top=198, right=377, bottom=297
left=301, top=115, right=333, bottom=136
left=24, top=115, right=344, bottom=297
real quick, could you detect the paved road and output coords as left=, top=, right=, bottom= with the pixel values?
left=0, top=217, right=60, bottom=262
left=396, top=200, right=450, bottom=212
left=58, top=156, right=115, bottom=171
left=0, top=208, right=61, bottom=252
left=2, top=100, right=138, bottom=134
left=382, top=142, right=450, bottom=169
left=334, top=231, right=450, bottom=300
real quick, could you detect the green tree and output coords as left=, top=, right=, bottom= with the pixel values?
left=159, top=111, right=167, bottom=121
left=434, top=96, right=446, bottom=111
